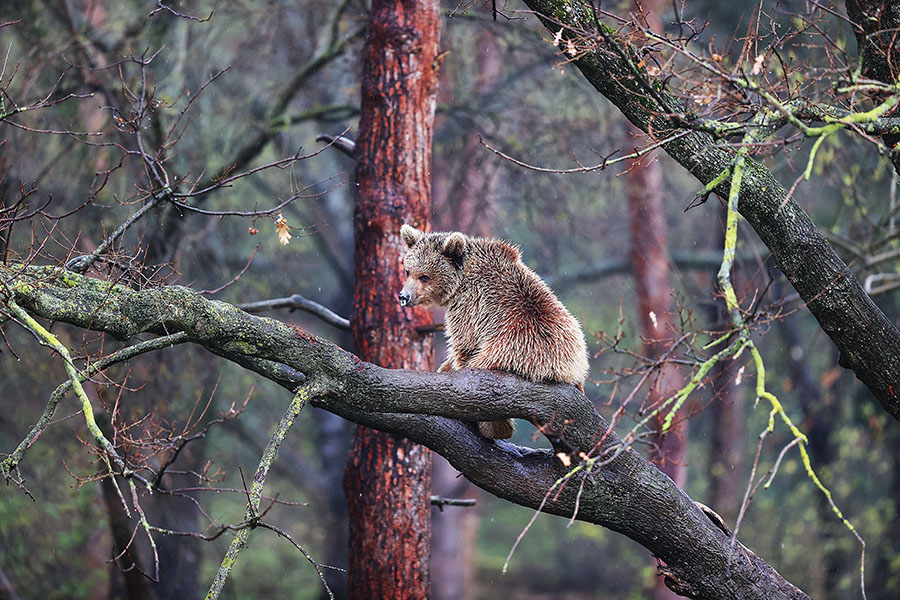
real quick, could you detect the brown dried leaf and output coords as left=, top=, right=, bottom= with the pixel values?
left=275, top=213, right=292, bottom=245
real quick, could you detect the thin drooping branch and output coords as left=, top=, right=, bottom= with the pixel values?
left=520, top=0, right=900, bottom=422
left=2, top=265, right=808, bottom=600
left=205, top=387, right=314, bottom=600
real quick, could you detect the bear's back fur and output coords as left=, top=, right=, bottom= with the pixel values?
left=443, top=236, right=589, bottom=386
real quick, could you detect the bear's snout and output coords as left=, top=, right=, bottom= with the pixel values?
left=398, top=291, right=412, bottom=307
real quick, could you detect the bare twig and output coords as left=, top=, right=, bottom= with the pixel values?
left=238, top=295, right=350, bottom=331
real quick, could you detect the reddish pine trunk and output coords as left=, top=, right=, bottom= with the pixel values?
left=627, top=149, right=686, bottom=486
left=625, top=7, right=686, bottom=599
left=342, top=1, right=440, bottom=599
left=627, top=126, right=688, bottom=600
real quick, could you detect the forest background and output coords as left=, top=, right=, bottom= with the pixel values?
left=1, top=1, right=899, bottom=599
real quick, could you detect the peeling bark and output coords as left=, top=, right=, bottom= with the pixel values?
left=344, top=0, right=440, bottom=597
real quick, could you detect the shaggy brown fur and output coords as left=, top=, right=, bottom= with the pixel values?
left=398, top=224, right=589, bottom=439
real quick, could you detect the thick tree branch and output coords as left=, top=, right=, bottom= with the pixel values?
left=521, top=0, right=900, bottom=421
left=846, top=0, right=900, bottom=173
left=1, top=266, right=808, bottom=600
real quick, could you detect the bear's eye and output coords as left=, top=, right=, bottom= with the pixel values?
left=419, top=274, right=431, bottom=283
left=405, top=269, right=410, bottom=277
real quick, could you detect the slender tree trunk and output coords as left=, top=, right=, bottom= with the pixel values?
left=433, top=28, right=503, bottom=236
left=431, top=456, right=480, bottom=600
left=872, top=424, right=900, bottom=596
left=707, top=357, right=744, bottom=523
left=87, top=384, right=159, bottom=600
left=624, top=5, right=686, bottom=599
left=343, top=1, right=440, bottom=598
left=626, top=135, right=688, bottom=600
left=625, top=0, right=685, bottom=488
left=627, top=148, right=686, bottom=484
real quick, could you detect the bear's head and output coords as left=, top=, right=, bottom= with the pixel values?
left=398, top=224, right=466, bottom=308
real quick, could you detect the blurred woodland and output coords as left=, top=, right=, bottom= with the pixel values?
left=2, top=0, right=900, bottom=599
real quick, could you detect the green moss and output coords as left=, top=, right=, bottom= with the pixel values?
left=228, top=339, right=262, bottom=355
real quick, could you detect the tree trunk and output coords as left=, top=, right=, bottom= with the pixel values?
left=431, top=456, right=479, bottom=600
left=707, top=357, right=744, bottom=524
left=343, top=1, right=440, bottom=598
left=433, top=27, right=503, bottom=236
left=624, top=4, right=686, bottom=598
left=625, top=72, right=686, bottom=488
left=846, top=0, right=900, bottom=173
left=627, top=127, right=689, bottom=600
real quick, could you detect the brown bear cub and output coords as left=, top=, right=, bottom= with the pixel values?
left=398, top=224, right=589, bottom=439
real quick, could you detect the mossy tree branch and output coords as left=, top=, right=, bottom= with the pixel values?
left=846, top=0, right=900, bottom=173
left=1, top=265, right=808, bottom=600
left=205, top=387, right=315, bottom=600
left=521, top=0, right=900, bottom=421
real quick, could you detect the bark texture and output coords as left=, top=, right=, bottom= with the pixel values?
left=3, top=266, right=810, bottom=600
left=522, top=0, right=900, bottom=422
left=343, top=1, right=440, bottom=598
left=846, top=0, right=900, bottom=84
left=846, top=0, right=900, bottom=170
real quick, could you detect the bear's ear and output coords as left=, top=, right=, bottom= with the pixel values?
left=499, top=242, right=521, bottom=262
left=401, top=224, right=424, bottom=248
left=442, top=232, right=467, bottom=262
